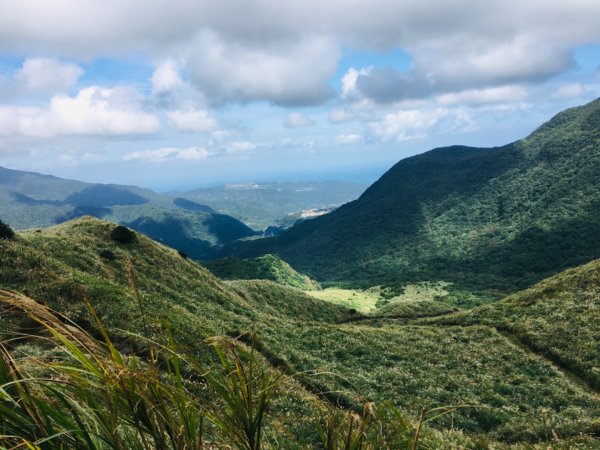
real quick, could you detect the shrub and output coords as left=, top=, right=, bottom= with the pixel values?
left=110, top=225, right=136, bottom=244
left=99, top=249, right=116, bottom=261
left=0, top=220, right=15, bottom=240
left=178, top=249, right=188, bottom=259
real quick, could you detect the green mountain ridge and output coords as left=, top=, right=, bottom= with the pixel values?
left=0, top=167, right=366, bottom=259
left=217, top=98, right=600, bottom=297
left=0, top=166, right=257, bottom=258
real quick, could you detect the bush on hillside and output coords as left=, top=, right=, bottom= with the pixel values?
left=110, top=225, right=136, bottom=244
left=0, top=220, right=15, bottom=240
left=178, top=249, right=188, bottom=259
left=99, top=249, right=116, bottom=261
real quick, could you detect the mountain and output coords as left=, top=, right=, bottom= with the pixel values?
left=0, top=167, right=367, bottom=258
left=1, top=217, right=599, bottom=446
left=169, top=181, right=366, bottom=230
left=0, top=166, right=256, bottom=258
left=218, top=98, right=600, bottom=297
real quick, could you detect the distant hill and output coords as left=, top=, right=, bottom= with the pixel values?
left=427, top=257, right=600, bottom=389
left=169, top=181, right=366, bottom=230
left=218, top=98, right=600, bottom=296
left=0, top=166, right=255, bottom=258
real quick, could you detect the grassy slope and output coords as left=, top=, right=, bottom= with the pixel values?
left=0, top=218, right=350, bottom=342
left=1, top=217, right=599, bottom=446
left=426, top=258, right=600, bottom=390
left=205, top=254, right=319, bottom=290
left=307, top=288, right=381, bottom=313
left=218, top=98, right=600, bottom=298
left=0, top=218, right=354, bottom=447
left=261, top=322, right=600, bottom=442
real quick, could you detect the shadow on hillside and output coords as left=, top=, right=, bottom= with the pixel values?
left=173, top=197, right=215, bottom=213
left=64, top=185, right=148, bottom=207
left=126, top=216, right=213, bottom=259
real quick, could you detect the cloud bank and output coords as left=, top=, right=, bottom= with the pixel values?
left=1, top=1, right=599, bottom=105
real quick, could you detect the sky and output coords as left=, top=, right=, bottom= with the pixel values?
left=0, top=1, right=599, bottom=191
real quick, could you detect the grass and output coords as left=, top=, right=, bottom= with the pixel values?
left=205, top=254, right=320, bottom=290
left=426, top=258, right=600, bottom=390
left=306, top=288, right=381, bottom=313
left=258, top=322, right=600, bottom=442
left=0, top=290, right=286, bottom=449
left=0, top=289, right=470, bottom=449
left=306, top=283, right=457, bottom=318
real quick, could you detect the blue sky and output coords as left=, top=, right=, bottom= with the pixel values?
left=0, top=0, right=599, bottom=191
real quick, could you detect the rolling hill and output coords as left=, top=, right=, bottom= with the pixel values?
left=217, top=98, right=600, bottom=297
left=1, top=217, right=599, bottom=446
left=204, top=254, right=319, bottom=290
left=0, top=168, right=367, bottom=258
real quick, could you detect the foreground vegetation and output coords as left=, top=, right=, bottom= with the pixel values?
left=2, top=290, right=597, bottom=449
left=0, top=291, right=480, bottom=449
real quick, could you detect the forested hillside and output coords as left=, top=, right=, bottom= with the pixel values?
left=218, top=98, right=600, bottom=296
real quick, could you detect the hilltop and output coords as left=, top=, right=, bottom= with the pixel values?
left=204, top=254, right=319, bottom=290
left=217, top=98, right=600, bottom=298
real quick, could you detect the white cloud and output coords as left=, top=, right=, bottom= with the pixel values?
left=177, top=147, right=210, bottom=160
left=369, top=108, right=448, bottom=142
left=449, top=109, right=478, bottom=133
left=167, top=107, right=218, bottom=132
left=151, top=59, right=183, bottom=94
left=123, top=146, right=210, bottom=163
left=437, top=85, right=529, bottom=106
left=0, top=86, right=160, bottom=137
left=0, top=58, right=84, bottom=100
left=15, top=58, right=83, bottom=93
left=0, top=2, right=599, bottom=105
left=341, top=67, right=372, bottom=99
left=335, top=134, right=364, bottom=145
left=284, top=112, right=314, bottom=128
left=227, top=141, right=257, bottom=153
left=328, top=108, right=354, bottom=123
left=186, top=32, right=337, bottom=106
left=550, top=83, right=584, bottom=100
